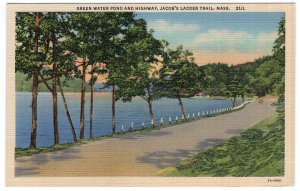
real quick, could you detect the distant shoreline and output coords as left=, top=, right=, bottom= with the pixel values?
left=16, top=91, right=114, bottom=99
left=16, top=91, right=252, bottom=100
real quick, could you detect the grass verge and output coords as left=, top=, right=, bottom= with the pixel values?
left=15, top=101, right=252, bottom=158
left=157, top=112, right=284, bottom=177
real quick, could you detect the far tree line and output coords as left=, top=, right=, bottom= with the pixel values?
left=16, top=12, right=285, bottom=148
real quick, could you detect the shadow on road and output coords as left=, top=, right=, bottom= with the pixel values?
left=15, top=147, right=83, bottom=176
left=197, top=138, right=224, bottom=150
left=138, top=138, right=224, bottom=169
left=116, top=130, right=173, bottom=140
left=138, top=149, right=193, bottom=168
left=15, top=167, right=40, bottom=176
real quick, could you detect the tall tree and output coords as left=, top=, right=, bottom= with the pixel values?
left=17, top=13, right=80, bottom=147
left=66, top=13, right=108, bottom=140
left=273, top=15, right=285, bottom=125
left=39, top=13, right=79, bottom=145
left=116, top=26, right=164, bottom=128
left=16, top=12, right=51, bottom=148
left=160, top=45, right=200, bottom=120
left=272, top=15, right=285, bottom=100
left=50, top=32, right=59, bottom=145
left=89, top=64, right=95, bottom=139
left=101, top=13, right=140, bottom=135
left=226, top=67, right=243, bottom=107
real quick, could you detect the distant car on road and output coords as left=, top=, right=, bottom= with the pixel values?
left=195, top=92, right=204, bottom=97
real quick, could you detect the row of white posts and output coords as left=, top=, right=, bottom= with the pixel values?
left=121, top=106, right=238, bottom=133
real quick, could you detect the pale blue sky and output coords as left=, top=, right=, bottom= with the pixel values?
left=137, top=12, right=283, bottom=64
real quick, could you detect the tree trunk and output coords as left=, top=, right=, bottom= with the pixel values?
left=147, top=98, right=155, bottom=128
left=80, top=58, right=87, bottom=140
left=242, top=95, right=245, bottom=103
left=112, top=84, right=116, bottom=135
left=177, top=96, right=187, bottom=121
left=234, top=96, right=237, bottom=107
left=52, top=64, right=59, bottom=146
left=57, top=77, right=77, bottom=142
left=90, top=64, right=94, bottom=139
left=51, top=33, right=59, bottom=146
left=30, top=73, right=39, bottom=148
left=29, top=13, right=40, bottom=149
left=34, top=13, right=39, bottom=56
left=231, top=96, right=237, bottom=107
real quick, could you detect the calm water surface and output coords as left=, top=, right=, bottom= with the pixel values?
left=16, top=92, right=241, bottom=148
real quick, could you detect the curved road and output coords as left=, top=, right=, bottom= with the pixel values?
left=15, top=99, right=275, bottom=176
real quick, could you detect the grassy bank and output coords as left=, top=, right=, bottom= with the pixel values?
left=157, top=113, right=284, bottom=177
left=15, top=101, right=251, bottom=158
left=15, top=130, right=154, bottom=158
left=16, top=72, right=91, bottom=92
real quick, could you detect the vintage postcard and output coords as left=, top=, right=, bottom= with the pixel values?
left=6, top=3, right=295, bottom=186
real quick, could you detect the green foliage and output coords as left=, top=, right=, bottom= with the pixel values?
left=161, top=113, right=284, bottom=177
left=273, top=15, right=285, bottom=66
left=15, top=143, right=80, bottom=158
left=15, top=138, right=102, bottom=158
left=254, top=59, right=283, bottom=96
left=199, top=64, right=246, bottom=106
left=276, top=101, right=285, bottom=127
left=16, top=13, right=47, bottom=76
left=250, top=160, right=284, bottom=176
left=115, top=29, right=165, bottom=102
left=272, top=15, right=285, bottom=123
left=226, top=69, right=243, bottom=106
left=199, top=63, right=230, bottom=96
left=160, top=45, right=201, bottom=98
left=249, top=16, right=285, bottom=102
left=104, top=17, right=149, bottom=88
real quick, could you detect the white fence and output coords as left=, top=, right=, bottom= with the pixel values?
left=122, top=100, right=254, bottom=132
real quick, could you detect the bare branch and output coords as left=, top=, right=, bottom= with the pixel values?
left=140, top=96, right=148, bottom=101
left=38, top=72, right=53, bottom=92
left=39, top=14, right=47, bottom=22
left=37, top=62, right=86, bottom=83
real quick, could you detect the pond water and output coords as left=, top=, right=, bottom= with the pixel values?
left=16, top=92, right=242, bottom=148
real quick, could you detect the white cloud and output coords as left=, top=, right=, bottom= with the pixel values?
left=147, top=19, right=201, bottom=33
left=147, top=20, right=278, bottom=55
left=256, top=32, right=278, bottom=42
left=187, top=29, right=277, bottom=54
left=195, top=29, right=250, bottom=43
